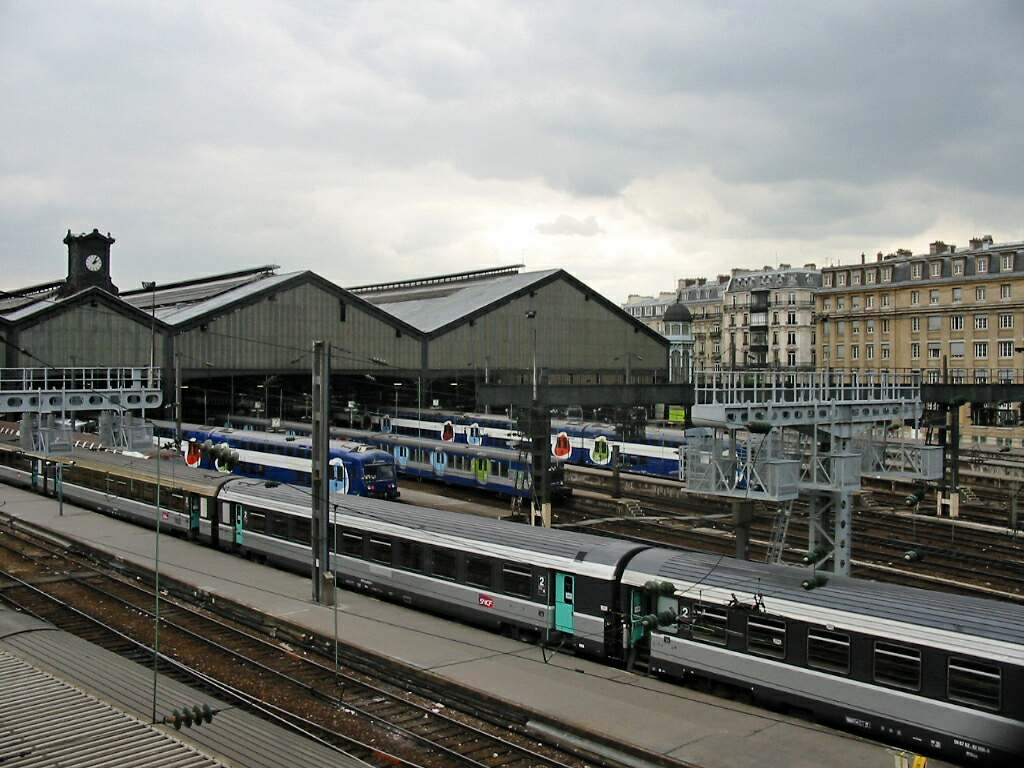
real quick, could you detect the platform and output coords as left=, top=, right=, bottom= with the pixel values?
left=0, top=482, right=955, bottom=768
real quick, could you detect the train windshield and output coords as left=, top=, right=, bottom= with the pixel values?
left=367, top=462, right=396, bottom=482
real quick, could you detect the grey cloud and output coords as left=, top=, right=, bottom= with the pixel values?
left=536, top=215, right=604, bottom=237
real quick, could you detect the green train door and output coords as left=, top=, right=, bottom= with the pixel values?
left=555, top=573, right=575, bottom=634
left=232, top=503, right=244, bottom=545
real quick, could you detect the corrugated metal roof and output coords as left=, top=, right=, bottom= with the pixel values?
left=0, top=616, right=368, bottom=768
left=0, top=649, right=225, bottom=768
left=154, top=271, right=301, bottom=325
left=376, top=269, right=560, bottom=333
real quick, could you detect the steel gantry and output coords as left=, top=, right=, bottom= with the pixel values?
left=685, top=369, right=943, bottom=576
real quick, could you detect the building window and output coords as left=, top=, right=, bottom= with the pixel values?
left=976, top=286, right=987, bottom=301
left=866, top=295, right=875, bottom=308
left=1001, top=284, right=1012, bottom=299
left=911, top=317, right=921, bottom=332
left=910, top=290, right=920, bottom=306
left=950, top=315, right=964, bottom=331
left=882, top=267, right=892, bottom=282
left=953, top=260, right=964, bottom=276
left=874, top=642, right=921, bottom=691
left=930, top=261, right=942, bottom=278
left=928, top=343, right=941, bottom=359
left=1000, top=313, right=1014, bottom=329
left=948, top=658, right=1001, bottom=712
left=881, top=318, right=891, bottom=333
left=880, top=293, right=891, bottom=308
left=974, top=314, right=989, bottom=331
left=807, top=628, right=851, bottom=675
left=1002, top=253, right=1014, bottom=271
left=977, top=256, right=988, bottom=273
left=912, top=263, right=923, bottom=279
left=975, top=341, right=989, bottom=359
left=851, top=345, right=860, bottom=360
left=865, top=344, right=874, bottom=359
left=950, top=341, right=965, bottom=359
left=881, top=344, right=891, bottom=359
left=911, top=342, right=921, bottom=359
left=747, top=615, right=786, bottom=659
left=999, top=340, right=1014, bottom=358
left=952, top=287, right=963, bottom=303
left=929, top=289, right=940, bottom=305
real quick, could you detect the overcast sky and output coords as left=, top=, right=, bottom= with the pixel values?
left=2, top=1, right=1022, bottom=301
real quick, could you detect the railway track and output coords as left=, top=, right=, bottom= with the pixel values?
left=0, top=527, right=645, bottom=768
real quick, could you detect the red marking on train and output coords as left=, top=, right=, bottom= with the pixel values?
left=478, top=595, right=494, bottom=608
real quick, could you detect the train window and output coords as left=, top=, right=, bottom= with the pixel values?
left=874, top=642, right=921, bottom=691
left=397, top=541, right=423, bottom=572
left=807, top=628, right=851, bottom=675
left=341, top=531, right=364, bottom=558
left=747, top=616, right=787, bottom=659
left=245, top=507, right=267, bottom=534
left=466, top=556, right=492, bottom=589
left=948, top=657, right=1001, bottom=711
left=691, top=605, right=728, bottom=646
left=369, top=538, right=392, bottom=565
left=432, top=549, right=457, bottom=581
left=502, top=565, right=532, bottom=599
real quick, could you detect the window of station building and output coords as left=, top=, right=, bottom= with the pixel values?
left=691, top=604, right=729, bottom=645
left=950, top=341, right=965, bottom=359
left=874, top=641, right=921, bottom=691
left=747, top=615, right=787, bottom=659
left=999, top=313, right=1013, bottom=329
left=950, top=315, right=964, bottom=331
left=1001, top=284, right=1012, bottom=300
left=341, top=530, right=364, bottom=557
left=502, top=564, right=532, bottom=599
left=978, top=256, right=989, bottom=273
left=975, top=341, right=989, bottom=359
left=910, top=290, right=920, bottom=305
left=928, top=315, right=942, bottom=331
left=975, top=314, right=989, bottom=331
left=397, top=541, right=423, bottom=572
left=807, top=627, right=851, bottom=675
left=952, top=287, right=963, bottom=303
left=369, top=537, right=392, bottom=564
left=948, top=658, right=1002, bottom=711
left=998, top=340, right=1014, bottom=359
left=466, top=556, right=493, bottom=589
left=431, top=548, right=457, bottom=581
left=912, top=317, right=921, bottom=332
left=930, top=261, right=942, bottom=278
left=929, top=289, right=940, bottom=305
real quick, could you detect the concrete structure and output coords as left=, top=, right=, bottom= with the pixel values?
left=817, top=236, right=1024, bottom=447
left=722, top=265, right=821, bottom=369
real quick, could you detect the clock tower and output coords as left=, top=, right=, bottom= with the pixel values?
left=61, top=228, right=118, bottom=296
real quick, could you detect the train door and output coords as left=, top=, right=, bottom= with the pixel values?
left=232, top=503, right=244, bottom=546
left=554, top=573, right=575, bottom=634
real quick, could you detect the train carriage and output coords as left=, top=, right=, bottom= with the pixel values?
left=621, top=548, right=1024, bottom=767
left=216, top=480, right=643, bottom=657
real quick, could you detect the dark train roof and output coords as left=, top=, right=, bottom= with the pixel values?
left=623, top=548, right=1024, bottom=663
left=219, top=479, right=643, bottom=578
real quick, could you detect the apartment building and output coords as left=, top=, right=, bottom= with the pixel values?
left=817, top=235, right=1024, bottom=446
left=722, top=264, right=821, bottom=369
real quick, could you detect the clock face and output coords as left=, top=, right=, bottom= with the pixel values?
left=85, top=254, right=103, bottom=272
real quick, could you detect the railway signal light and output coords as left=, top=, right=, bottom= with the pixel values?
left=905, top=487, right=927, bottom=507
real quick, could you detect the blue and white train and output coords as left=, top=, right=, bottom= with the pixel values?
left=153, top=421, right=399, bottom=499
